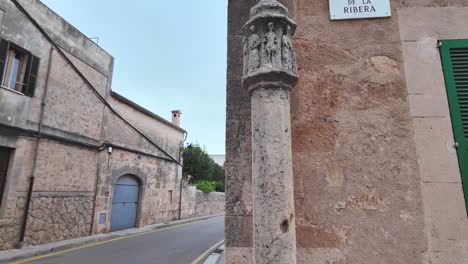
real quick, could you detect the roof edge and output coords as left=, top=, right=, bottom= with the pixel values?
left=110, top=91, right=187, bottom=134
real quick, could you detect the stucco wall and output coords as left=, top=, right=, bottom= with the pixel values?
left=226, top=1, right=468, bottom=264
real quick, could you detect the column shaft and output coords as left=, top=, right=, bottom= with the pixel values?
left=251, top=86, right=296, bottom=264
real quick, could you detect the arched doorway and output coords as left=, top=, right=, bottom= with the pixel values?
left=110, top=175, right=140, bottom=231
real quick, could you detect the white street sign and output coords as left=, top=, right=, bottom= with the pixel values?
left=330, top=0, right=391, bottom=20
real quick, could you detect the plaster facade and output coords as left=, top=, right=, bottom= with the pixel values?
left=226, top=1, right=468, bottom=263
left=0, top=0, right=224, bottom=250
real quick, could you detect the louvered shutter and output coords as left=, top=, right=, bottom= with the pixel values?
left=440, top=40, right=468, bottom=211
left=22, top=54, right=39, bottom=97
left=0, top=39, right=9, bottom=86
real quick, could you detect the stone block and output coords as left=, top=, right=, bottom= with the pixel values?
left=4, top=197, right=17, bottom=218
left=408, top=94, right=451, bottom=118
left=412, top=117, right=461, bottom=183
left=423, top=250, right=468, bottom=264
left=402, top=40, right=447, bottom=96
left=421, top=182, right=468, bottom=253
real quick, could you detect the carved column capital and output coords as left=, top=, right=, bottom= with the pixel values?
left=242, top=0, right=298, bottom=93
left=242, top=1, right=298, bottom=264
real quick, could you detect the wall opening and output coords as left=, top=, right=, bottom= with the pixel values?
left=0, top=147, right=11, bottom=207
left=110, top=175, right=141, bottom=232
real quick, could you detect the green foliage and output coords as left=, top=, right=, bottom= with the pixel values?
left=214, top=181, right=225, bottom=192
left=194, top=180, right=225, bottom=193
left=183, top=143, right=225, bottom=182
left=195, top=181, right=216, bottom=193
left=183, top=143, right=225, bottom=193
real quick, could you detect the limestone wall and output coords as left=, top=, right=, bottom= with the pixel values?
left=181, top=186, right=225, bottom=219
left=109, top=95, right=185, bottom=159
left=226, top=1, right=468, bottom=264
left=92, top=149, right=183, bottom=234
left=0, top=0, right=185, bottom=250
left=0, top=197, right=25, bottom=250
left=25, top=194, right=93, bottom=246
left=0, top=0, right=113, bottom=136
left=225, top=0, right=256, bottom=261
left=399, top=6, right=468, bottom=263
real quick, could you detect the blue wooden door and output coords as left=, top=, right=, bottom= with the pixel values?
left=111, top=175, right=140, bottom=232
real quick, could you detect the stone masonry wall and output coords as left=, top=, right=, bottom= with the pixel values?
left=399, top=4, right=468, bottom=263
left=92, top=149, right=182, bottom=234
left=33, top=141, right=98, bottom=193
left=225, top=0, right=256, bottom=262
left=181, top=186, right=225, bottom=219
left=0, top=197, right=26, bottom=250
left=289, top=1, right=427, bottom=262
left=225, top=0, right=468, bottom=263
left=0, top=0, right=185, bottom=251
left=109, top=96, right=184, bottom=159
left=0, top=136, right=34, bottom=250
left=25, top=194, right=93, bottom=246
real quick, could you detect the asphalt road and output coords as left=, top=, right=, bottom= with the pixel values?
left=16, top=216, right=225, bottom=264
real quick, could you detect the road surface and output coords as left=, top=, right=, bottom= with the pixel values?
left=13, top=216, right=225, bottom=264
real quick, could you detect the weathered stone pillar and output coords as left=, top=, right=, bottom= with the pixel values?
left=242, top=1, right=298, bottom=263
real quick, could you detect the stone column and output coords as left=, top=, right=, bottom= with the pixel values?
left=242, top=1, right=298, bottom=263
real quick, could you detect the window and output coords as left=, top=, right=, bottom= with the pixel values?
left=440, top=40, right=468, bottom=211
left=4, top=48, right=26, bottom=91
left=0, top=147, right=11, bottom=206
left=168, top=190, right=173, bottom=204
left=0, top=38, right=40, bottom=96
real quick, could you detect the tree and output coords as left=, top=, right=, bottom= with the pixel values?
left=183, top=143, right=225, bottom=192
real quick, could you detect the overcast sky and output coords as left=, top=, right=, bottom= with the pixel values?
left=41, top=0, right=228, bottom=155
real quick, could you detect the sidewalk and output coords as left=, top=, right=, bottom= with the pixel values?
left=0, top=213, right=224, bottom=263
left=202, top=244, right=225, bottom=264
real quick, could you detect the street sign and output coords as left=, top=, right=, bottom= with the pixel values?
left=330, top=0, right=391, bottom=20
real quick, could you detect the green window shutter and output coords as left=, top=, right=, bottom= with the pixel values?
left=22, top=54, right=39, bottom=97
left=440, top=40, right=468, bottom=212
left=0, top=39, right=9, bottom=85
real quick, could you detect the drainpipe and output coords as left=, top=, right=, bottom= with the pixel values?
left=18, top=47, right=54, bottom=248
left=178, top=172, right=184, bottom=220
left=242, top=1, right=299, bottom=263
left=178, top=132, right=187, bottom=220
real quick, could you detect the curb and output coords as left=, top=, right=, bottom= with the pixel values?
left=0, top=213, right=224, bottom=263
left=201, top=243, right=225, bottom=264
